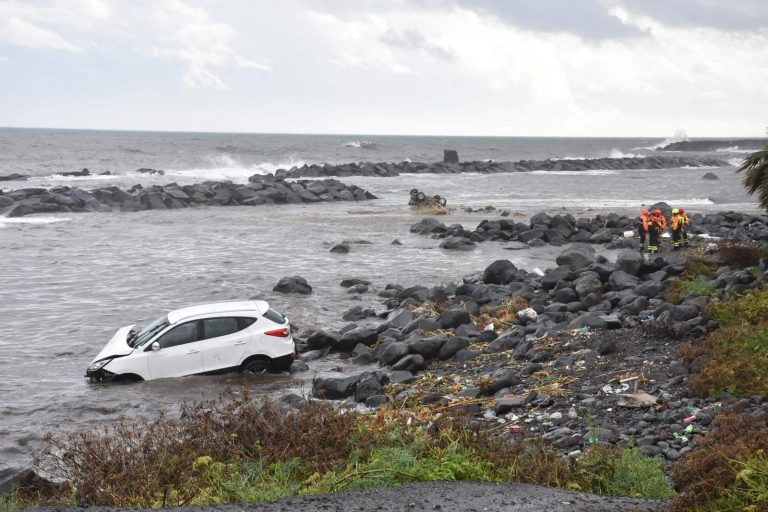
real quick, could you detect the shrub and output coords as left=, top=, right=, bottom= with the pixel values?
left=672, top=411, right=768, bottom=512
left=665, top=275, right=719, bottom=305
left=573, top=445, right=674, bottom=500
left=717, top=239, right=768, bottom=268
left=639, top=319, right=688, bottom=341
left=22, top=390, right=674, bottom=508
left=705, top=288, right=768, bottom=327
left=680, top=324, right=768, bottom=397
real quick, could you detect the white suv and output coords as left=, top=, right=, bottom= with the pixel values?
left=86, top=301, right=295, bottom=382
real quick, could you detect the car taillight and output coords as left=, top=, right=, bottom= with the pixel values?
left=265, top=327, right=290, bottom=338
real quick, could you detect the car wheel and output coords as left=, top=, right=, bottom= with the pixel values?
left=242, top=358, right=271, bottom=374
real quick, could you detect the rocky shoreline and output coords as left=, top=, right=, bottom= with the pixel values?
left=410, top=207, right=768, bottom=251
left=269, top=156, right=729, bottom=179
left=0, top=177, right=377, bottom=218
left=276, top=225, right=768, bottom=469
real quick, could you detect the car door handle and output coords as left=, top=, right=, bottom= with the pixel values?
left=234, top=341, right=248, bottom=345
left=187, top=349, right=200, bottom=354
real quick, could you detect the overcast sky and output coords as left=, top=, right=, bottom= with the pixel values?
left=0, top=0, right=767, bottom=136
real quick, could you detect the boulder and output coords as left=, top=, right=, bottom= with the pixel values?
left=354, top=373, right=386, bottom=402
left=439, top=237, right=476, bottom=251
left=482, top=260, right=519, bottom=285
left=483, top=369, right=520, bottom=395
left=556, top=244, right=596, bottom=270
left=379, top=342, right=410, bottom=366
left=437, top=307, right=471, bottom=329
left=702, top=172, right=719, bottom=180
left=306, top=330, right=341, bottom=350
left=330, top=242, right=350, bottom=253
left=616, top=250, right=643, bottom=276
left=609, top=270, right=641, bottom=290
left=338, top=326, right=379, bottom=352
left=273, top=276, right=312, bottom=294
left=392, top=354, right=428, bottom=373
left=438, top=336, right=471, bottom=360
left=312, top=375, right=360, bottom=399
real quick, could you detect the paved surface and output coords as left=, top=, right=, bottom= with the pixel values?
left=35, top=481, right=671, bottom=512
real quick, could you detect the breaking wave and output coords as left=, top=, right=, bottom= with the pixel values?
left=716, top=146, right=754, bottom=154
left=343, top=140, right=378, bottom=149
left=0, top=216, right=72, bottom=227
left=531, top=169, right=618, bottom=176
left=164, top=155, right=307, bottom=182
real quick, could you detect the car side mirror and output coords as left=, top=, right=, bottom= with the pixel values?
left=151, top=341, right=161, bottom=351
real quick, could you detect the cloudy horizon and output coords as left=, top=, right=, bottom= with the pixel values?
left=1, top=0, right=767, bottom=137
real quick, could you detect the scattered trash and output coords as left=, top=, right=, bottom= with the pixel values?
left=673, top=432, right=689, bottom=444
left=579, top=326, right=590, bottom=334
left=685, top=424, right=694, bottom=434
left=517, top=308, right=538, bottom=323
left=483, top=323, right=495, bottom=332
left=617, top=391, right=658, bottom=408
left=623, top=230, right=635, bottom=238
left=508, top=425, right=525, bottom=434
left=533, top=267, right=545, bottom=276
left=602, top=383, right=630, bottom=394
left=568, top=406, right=578, bottom=419
left=683, top=415, right=697, bottom=423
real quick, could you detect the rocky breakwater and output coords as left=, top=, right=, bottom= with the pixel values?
left=411, top=208, right=768, bottom=251
left=658, top=139, right=767, bottom=152
left=269, top=156, right=730, bottom=179
left=291, top=246, right=768, bottom=466
left=0, top=177, right=377, bottom=218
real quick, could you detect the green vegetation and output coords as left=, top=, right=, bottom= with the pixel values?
left=716, top=239, right=768, bottom=268
left=672, top=412, right=768, bottom=512
left=681, top=287, right=768, bottom=397
left=665, top=274, right=720, bottom=305
left=737, top=144, right=768, bottom=213
left=3, top=390, right=673, bottom=508
left=574, top=446, right=674, bottom=500
left=706, top=287, right=768, bottom=327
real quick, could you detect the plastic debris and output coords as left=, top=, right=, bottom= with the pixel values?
left=685, top=424, right=694, bottom=434
left=483, top=323, right=495, bottom=332
left=508, top=425, right=525, bottom=434
left=602, top=383, right=630, bottom=395
left=517, top=308, right=538, bottom=323
left=579, top=327, right=589, bottom=334
left=533, top=267, right=545, bottom=276
left=673, top=432, right=689, bottom=443
left=683, top=415, right=697, bottom=423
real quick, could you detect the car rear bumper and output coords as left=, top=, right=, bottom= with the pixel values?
left=272, top=352, right=295, bottom=372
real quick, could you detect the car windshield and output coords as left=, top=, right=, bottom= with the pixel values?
left=129, top=315, right=170, bottom=348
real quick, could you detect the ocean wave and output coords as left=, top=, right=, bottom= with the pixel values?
left=728, top=157, right=746, bottom=166
left=553, top=149, right=639, bottom=160
left=343, top=140, right=378, bottom=149
left=647, top=129, right=689, bottom=150
left=0, top=216, right=72, bottom=227
left=716, top=146, right=754, bottom=154
left=531, top=169, right=617, bottom=176
left=165, top=158, right=307, bottom=182
left=33, top=173, right=120, bottom=182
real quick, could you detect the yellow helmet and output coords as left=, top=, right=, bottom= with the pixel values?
left=672, top=208, right=679, bottom=214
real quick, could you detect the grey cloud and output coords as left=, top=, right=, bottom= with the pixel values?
left=616, top=0, right=768, bottom=32
left=379, top=29, right=454, bottom=61
left=455, top=0, right=645, bottom=39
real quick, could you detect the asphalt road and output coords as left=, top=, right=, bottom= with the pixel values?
left=35, top=481, right=671, bottom=512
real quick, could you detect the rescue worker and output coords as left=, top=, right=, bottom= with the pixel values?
left=647, top=209, right=665, bottom=254
left=637, top=209, right=650, bottom=252
left=670, top=208, right=684, bottom=250
left=680, top=208, right=690, bottom=248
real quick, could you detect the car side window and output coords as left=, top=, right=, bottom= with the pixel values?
left=203, top=317, right=241, bottom=340
left=156, top=321, right=200, bottom=349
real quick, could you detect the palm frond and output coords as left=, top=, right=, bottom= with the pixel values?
left=736, top=146, right=768, bottom=211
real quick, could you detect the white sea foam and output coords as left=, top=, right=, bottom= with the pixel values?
left=0, top=216, right=72, bottom=227
left=728, top=157, right=745, bottom=166
left=164, top=157, right=307, bottom=182
left=716, top=146, right=753, bottom=153
left=343, top=140, right=378, bottom=149
left=531, top=169, right=617, bottom=176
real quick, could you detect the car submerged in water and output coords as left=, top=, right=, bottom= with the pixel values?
left=86, top=301, right=295, bottom=382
